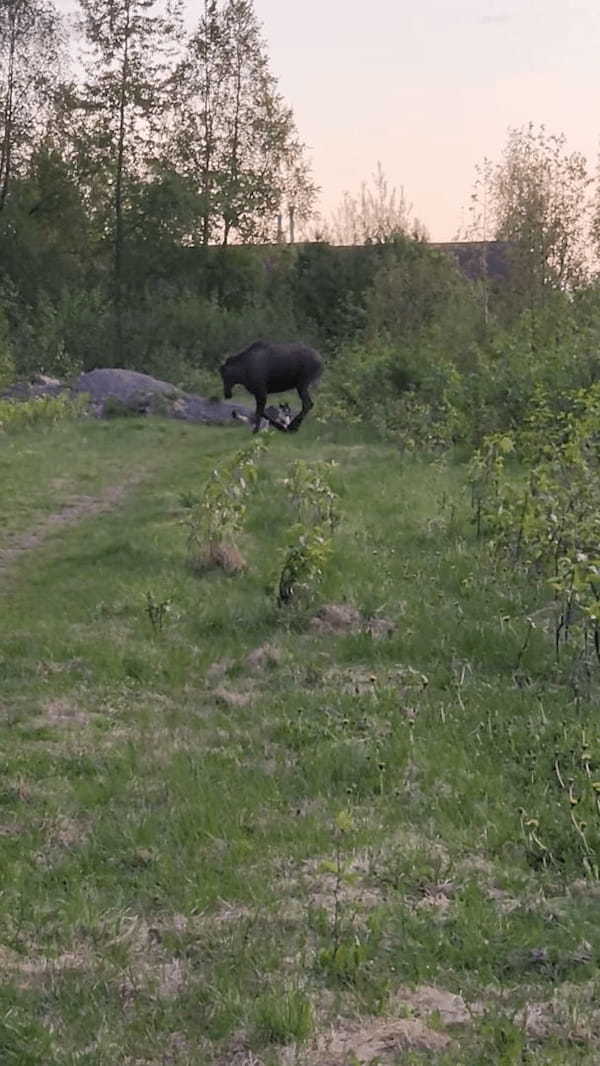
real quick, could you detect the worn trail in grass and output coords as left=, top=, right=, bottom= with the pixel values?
left=0, top=417, right=598, bottom=1065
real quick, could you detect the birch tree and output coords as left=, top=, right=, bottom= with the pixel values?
left=469, top=125, right=592, bottom=308
left=172, top=0, right=316, bottom=246
left=0, top=0, right=64, bottom=211
left=77, top=0, right=183, bottom=358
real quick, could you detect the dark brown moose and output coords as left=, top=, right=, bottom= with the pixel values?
left=219, top=340, right=322, bottom=433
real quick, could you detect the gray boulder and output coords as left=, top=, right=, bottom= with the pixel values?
left=73, top=367, right=252, bottom=424
left=3, top=366, right=296, bottom=430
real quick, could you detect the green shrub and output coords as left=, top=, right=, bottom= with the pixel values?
left=0, top=393, right=88, bottom=433
left=0, top=307, right=14, bottom=390
left=277, top=459, right=340, bottom=606
left=185, top=435, right=269, bottom=573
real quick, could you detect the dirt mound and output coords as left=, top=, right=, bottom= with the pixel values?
left=310, top=603, right=396, bottom=639
left=315, top=1016, right=452, bottom=1064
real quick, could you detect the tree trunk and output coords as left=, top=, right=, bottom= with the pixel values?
left=113, top=0, right=131, bottom=363
left=221, top=36, right=242, bottom=248
left=0, top=11, right=17, bottom=212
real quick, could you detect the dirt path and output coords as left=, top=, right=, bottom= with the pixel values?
left=0, top=477, right=143, bottom=574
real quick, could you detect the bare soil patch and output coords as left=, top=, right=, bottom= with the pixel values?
left=324, top=664, right=428, bottom=702
left=214, top=687, right=254, bottom=709
left=246, top=643, right=283, bottom=671
left=313, top=1015, right=452, bottom=1064
left=1, top=945, right=94, bottom=990
left=190, top=542, right=248, bottom=575
left=310, top=604, right=396, bottom=639
left=0, top=476, right=144, bottom=574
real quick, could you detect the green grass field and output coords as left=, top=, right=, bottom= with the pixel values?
left=1, top=416, right=599, bottom=1065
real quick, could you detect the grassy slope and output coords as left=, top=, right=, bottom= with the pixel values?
left=0, top=417, right=598, bottom=1065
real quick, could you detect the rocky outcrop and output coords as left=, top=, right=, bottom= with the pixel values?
left=73, top=368, right=252, bottom=423
left=2, top=367, right=294, bottom=429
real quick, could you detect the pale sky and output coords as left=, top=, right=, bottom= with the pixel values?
left=56, top=0, right=600, bottom=240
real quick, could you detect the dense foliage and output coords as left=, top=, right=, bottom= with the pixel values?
left=2, top=0, right=600, bottom=459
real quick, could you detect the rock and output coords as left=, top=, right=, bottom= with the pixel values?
left=75, top=368, right=179, bottom=404
left=2, top=366, right=297, bottom=429
left=74, top=368, right=252, bottom=424
left=1, top=377, right=68, bottom=400
left=174, top=391, right=252, bottom=425
left=31, top=373, right=62, bottom=387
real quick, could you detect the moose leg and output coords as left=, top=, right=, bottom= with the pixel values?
left=253, top=392, right=267, bottom=433
left=288, top=385, right=313, bottom=432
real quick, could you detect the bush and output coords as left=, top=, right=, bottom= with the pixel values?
left=0, top=393, right=88, bottom=433
left=185, top=435, right=269, bottom=574
left=0, top=324, right=14, bottom=391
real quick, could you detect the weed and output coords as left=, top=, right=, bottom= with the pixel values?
left=282, top=458, right=340, bottom=532
left=253, top=988, right=314, bottom=1045
left=277, top=458, right=340, bottom=606
left=317, top=935, right=371, bottom=986
left=468, top=384, right=600, bottom=680
left=277, top=526, right=333, bottom=606
left=186, top=434, right=269, bottom=573
left=145, top=591, right=172, bottom=633
left=0, top=392, right=88, bottom=433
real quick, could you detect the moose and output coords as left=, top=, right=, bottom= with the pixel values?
left=219, top=340, right=322, bottom=434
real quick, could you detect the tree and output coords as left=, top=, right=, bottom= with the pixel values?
left=469, top=125, right=592, bottom=311
left=591, top=152, right=600, bottom=271
left=0, top=0, right=65, bottom=211
left=171, top=0, right=316, bottom=246
left=325, top=163, right=428, bottom=246
left=76, top=0, right=183, bottom=359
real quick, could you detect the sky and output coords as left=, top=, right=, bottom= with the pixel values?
left=55, top=0, right=600, bottom=240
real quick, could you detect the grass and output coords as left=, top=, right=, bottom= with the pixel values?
left=1, top=415, right=599, bottom=1064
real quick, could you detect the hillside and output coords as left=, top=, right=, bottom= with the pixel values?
left=1, top=417, right=598, bottom=1066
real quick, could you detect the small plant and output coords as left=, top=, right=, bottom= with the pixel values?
left=317, top=936, right=370, bottom=986
left=253, top=988, right=314, bottom=1045
left=520, top=727, right=600, bottom=879
left=469, top=385, right=600, bottom=678
left=186, top=435, right=269, bottom=573
left=313, top=810, right=376, bottom=989
left=282, top=459, right=340, bottom=532
left=277, top=527, right=333, bottom=606
left=145, top=591, right=172, bottom=633
left=277, top=459, right=340, bottom=606
left=178, top=490, right=199, bottom=510
left=466, top=432, right=515, bottom=540
left=0, top=393, right=88, bottom=433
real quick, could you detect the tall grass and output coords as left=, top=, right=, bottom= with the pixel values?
left=0, top=416, right=598, bottom=1064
